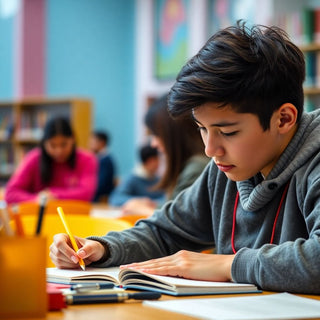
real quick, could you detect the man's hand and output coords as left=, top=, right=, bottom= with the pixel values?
left=49, top=233, right=107, bottom=269
left=121, top=198, right=157, bottom=216
left=120, top=250, right=234, bottom=282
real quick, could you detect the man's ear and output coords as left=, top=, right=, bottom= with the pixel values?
left=277, top=103, right=298, bottom=133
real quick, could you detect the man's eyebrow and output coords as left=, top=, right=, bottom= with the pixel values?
left=191, top=113, right=239, bottom=127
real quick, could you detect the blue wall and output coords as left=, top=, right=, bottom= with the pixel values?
left=46, top=0, right=136, bottom=177
left=0, top=1, right=136, bottom=177
left=0, top=14, right=14, bottom=99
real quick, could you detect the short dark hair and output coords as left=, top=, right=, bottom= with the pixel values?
left=40, top=117, right=76, bottom=184
left=93, top=131, right=109, bottom=145
left=139, top=145, right=158, bottom=164
left=168, top=21, right=305, bottom=130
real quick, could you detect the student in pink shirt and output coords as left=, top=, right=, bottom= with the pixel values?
left=4, top=117, right=98, bottom=204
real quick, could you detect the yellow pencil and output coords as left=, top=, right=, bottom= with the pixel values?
left=57, top=206, right=86, bottom=271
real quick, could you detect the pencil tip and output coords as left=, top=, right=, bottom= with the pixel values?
left=80, top=264, right=86, bottom=271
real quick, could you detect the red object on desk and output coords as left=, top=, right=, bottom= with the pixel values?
left=47, top=283, right=68, bottom=311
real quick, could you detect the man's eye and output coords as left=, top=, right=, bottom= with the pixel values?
left=221, top=131, right=238, bottom=137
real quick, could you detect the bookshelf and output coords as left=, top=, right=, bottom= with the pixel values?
left=272, top=5, right=320, bottom=111
left=300, top=43, right=320, bottom=111
left=0, top=97, right=92, bottom=186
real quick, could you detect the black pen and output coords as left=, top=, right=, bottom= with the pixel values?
left=35, top=194, right=47, bottom=235
left=71, top=283, right=115, bottom=292
left=65, top=291, right=162, bottom=305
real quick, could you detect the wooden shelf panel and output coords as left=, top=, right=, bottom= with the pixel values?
left=0, top=98, right=92, bottom=184
left=304, top=87, right=320, bottom=95
left=300, top=43, right=320, bottom=52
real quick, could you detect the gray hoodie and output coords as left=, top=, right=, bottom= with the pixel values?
left=91, top=109, right=320, bottom=294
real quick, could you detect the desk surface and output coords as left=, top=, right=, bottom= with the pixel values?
left=47, top=292, right=320, bottom=320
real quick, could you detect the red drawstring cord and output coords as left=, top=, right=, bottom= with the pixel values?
left=231, top=192, right=239, bottom=254
left=231, top=182, right=290, bottom=254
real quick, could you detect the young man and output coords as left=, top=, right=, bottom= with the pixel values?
left=88, top=131, right=116, bottom=202
left=108, top=144, right=164, bottom=208
left=50, top=22, right=320, bottom=294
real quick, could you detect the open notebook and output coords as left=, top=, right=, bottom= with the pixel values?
left=46, top=267, right=260, bottom=296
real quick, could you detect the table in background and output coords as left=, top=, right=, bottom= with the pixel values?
left=90, top=203, right=148, bottom=226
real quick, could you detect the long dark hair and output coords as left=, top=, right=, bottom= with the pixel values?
left=145, top=94, right=205, bottom=196
left=40, top=117, right=76, bottom=184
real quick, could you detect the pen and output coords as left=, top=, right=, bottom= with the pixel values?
left=57, top=206, right=86, bottom=271
left=71, top=283, right=115, bottom=292
left=35, top=194, right=47, bottom=235
left=65, top=291, right=162, bottom=305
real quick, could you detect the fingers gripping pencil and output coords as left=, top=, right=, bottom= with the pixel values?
left=57, top=206, right=86, bottom=270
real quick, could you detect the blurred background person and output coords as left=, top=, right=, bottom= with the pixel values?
left=89, top=130, right=116, bottom=202
left=121, top=94, right=209, bottom=216
left=109, top=144, right=165, bottom=207
left=4, top=117, right=97, bottom=204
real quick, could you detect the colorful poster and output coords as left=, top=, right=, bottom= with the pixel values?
left=209, top=0, right=258, bottom=36
left=154, top=0, right=189, bottom=80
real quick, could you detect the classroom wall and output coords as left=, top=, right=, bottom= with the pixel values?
left=0, top=0, right=135, bottom=178
left=134, top=0, right=208, bottom=147
left=0, top=0, right=317, bottom=180
left=0, top=8, right=14, bottom=100
left=46, top=0, right=135, bottom=178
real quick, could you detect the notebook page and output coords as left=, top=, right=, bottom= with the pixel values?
left=143, top=292, right=320, bottom=320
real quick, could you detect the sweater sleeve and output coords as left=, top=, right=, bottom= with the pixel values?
left=88, top=167, right=215, bottom=267
left=4, top=149, right=40, bottom=204
left=49, top=151, right=98, bottom=201
left=108, top=175, right=136, bottom=206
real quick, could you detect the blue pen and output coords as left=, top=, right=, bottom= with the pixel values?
left=65, top=291, right=162, bottom=304
left=70, top=283, right=115, bottom=292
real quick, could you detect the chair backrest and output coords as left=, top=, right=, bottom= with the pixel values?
left=120, top=214, right=148, bottom=226
left=11, top=215, right=132, bottom=267
left=11, top=199, right=92, bottom=216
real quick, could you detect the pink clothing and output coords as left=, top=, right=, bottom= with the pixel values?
left=4, top=148, right=98, bottom=204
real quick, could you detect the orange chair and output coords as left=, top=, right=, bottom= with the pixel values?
left=11, top=214, right=132, bottom=267
left=10, top=199, right=92, bottom=216
left=120, top=214, right=148, bottom=225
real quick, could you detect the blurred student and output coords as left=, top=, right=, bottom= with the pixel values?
left=4, top=117, right=97, bottom=204
left=121, top=94, right=209, bottom=216
left=109, top=144, right=165, bottom=207
left=89, top=130, right=116, bottom=202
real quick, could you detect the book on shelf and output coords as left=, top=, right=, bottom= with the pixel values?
left=46, top=267, right=260, bottom=296
left=305, top=51, right=317, bottom=88
left=302, top=8, right=315, bottom=45
left=0, top=114, right=14, bottom=140
left=314, top=8, right=320, bottom=44
left=316, top=51, right=320, bottom=88
left=273, top=7, right=320, bottom=46
left=17, top=110, right=48, bottom=140
left=0, top=146, right=14, bottom=176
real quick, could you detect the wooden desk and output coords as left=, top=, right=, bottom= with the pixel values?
left=46, top=292, right=320, bottom=320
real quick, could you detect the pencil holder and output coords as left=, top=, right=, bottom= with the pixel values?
left=0, top=236, right=47, bottom=319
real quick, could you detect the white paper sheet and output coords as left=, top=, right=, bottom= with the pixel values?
left=143, top=292, right=320, bottom=320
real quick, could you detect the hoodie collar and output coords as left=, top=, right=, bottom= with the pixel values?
left=236, top=110, right=320, bottom=211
